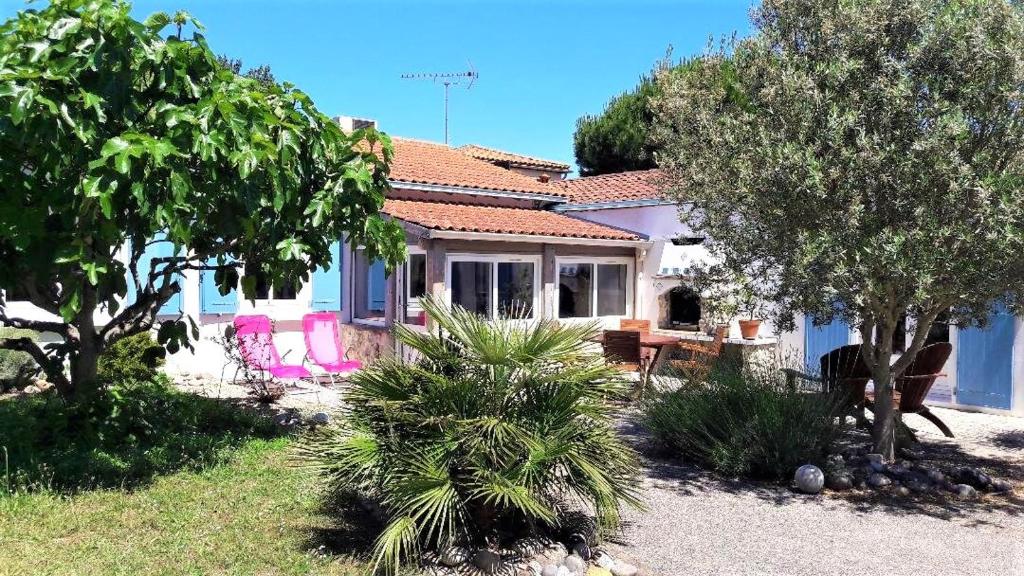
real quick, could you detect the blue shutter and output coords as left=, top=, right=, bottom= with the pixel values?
left=804, top=314, right=851, bottom=369
left=957, top=306, right=1014, bottom=410
left=200, top=256, right=238, bottom=314
left=369, top=259, right=386, bottom=312
left=125, top=235, right=182, bottom=316
left=311, top=241, right=343, bottom=311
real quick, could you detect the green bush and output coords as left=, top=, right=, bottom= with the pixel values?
left=0, top=376, right=278, bottom=493
left=643, top=361, right=842, bottom=480
left=0, top=328, right=39, bottom=392
left=295, top=297, right=642, bottom=574
left=97, top=332, right=165, bottom=383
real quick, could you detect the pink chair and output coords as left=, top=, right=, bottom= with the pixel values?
left=302, top=312, right=362, bottom=384
left=233, top=315, right=312, bottom=380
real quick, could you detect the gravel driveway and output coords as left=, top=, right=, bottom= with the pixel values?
left=607, top=407, right=1024, bottom=576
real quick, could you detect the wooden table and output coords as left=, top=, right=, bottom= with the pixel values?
left=592, top=331, right=682, bottom=381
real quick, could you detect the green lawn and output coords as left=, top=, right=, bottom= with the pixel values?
left=0, top=437, right=376, bottom=576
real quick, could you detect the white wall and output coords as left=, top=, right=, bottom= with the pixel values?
left=568, top=204, right=788, bottom=340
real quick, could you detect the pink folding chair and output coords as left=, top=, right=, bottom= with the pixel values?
left=233, top=315, right=312, bottom=380
left=302, top=312, right=362, bottom=384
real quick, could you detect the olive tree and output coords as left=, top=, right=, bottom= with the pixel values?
left=652, top=0, right=1024, bottom=458
left=0, top=0, right=405, bottom=399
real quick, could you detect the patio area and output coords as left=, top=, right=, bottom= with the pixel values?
left=609, top=406, right=1024, bottom=576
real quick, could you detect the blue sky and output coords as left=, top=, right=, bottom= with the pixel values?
left=1, top=0, right=754, bottom=173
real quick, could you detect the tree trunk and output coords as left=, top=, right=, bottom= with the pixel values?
left=870, top=359, right=896, bottom=459
left=67, top=284, right=103, bottom=400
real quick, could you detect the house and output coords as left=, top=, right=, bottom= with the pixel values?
left=556, top=169, right=1024, bottom=417
left=141, top=124, right=652, bottom=376
left=4, top=115, right=1020, bottom=417
left=553, top=169, right=781, bottom=364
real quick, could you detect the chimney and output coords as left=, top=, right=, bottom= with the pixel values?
left=538, top=173, right=551, bottom=183
left=334, top=115, right=378, bottom=133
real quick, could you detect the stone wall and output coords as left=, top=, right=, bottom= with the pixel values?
left=340, top=323, right=394, bottom=365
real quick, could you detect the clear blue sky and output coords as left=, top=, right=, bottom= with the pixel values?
left=1, top=0, right=754, bottom=173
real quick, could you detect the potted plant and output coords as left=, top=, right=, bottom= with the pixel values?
left=736, top=281, right=765, bottom=340
left=686, top=262, right=769, bottom=340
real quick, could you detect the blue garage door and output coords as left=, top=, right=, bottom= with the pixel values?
left=805, top=315, right=851, bottom=371
left=957, top=308, right=1014, bottom=410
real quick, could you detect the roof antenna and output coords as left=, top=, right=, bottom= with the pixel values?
left=401, top=62, right=478, bottom=145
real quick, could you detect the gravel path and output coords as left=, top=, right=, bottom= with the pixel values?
left=607, top=408, right=1024, bottom=576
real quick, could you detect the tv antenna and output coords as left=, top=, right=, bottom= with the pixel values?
left=401, top=64, right=479, bottom=144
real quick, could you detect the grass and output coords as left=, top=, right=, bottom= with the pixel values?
left=0, top=381, right=396, bottom=576
left=0, top=377, right=278, bottom=493
left=0, top=438, right=374, bottom=576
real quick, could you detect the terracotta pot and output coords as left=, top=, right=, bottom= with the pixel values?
left=739, top=319, right=761, bottom=340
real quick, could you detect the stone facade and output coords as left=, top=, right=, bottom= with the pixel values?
left=340, top=323, right=394, bottom=365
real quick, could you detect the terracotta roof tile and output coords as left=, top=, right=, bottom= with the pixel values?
left=389, top=138, right=565, bottom=197
left=383, top=199, right=640, bottom=241
left=458, top=144, right=571, bottom=173
left=557, top=169, right=667, bottom=204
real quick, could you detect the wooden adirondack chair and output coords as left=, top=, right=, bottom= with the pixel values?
left=781, top=344, right=871, bottom=425
left=867, top=342, right=954, bottom=437
left=669, top=325, right=728, bottom=382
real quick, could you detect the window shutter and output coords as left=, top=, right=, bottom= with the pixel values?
left=200, top=256, right=238, bottom=314
left=311, top=241, right=342, bottom=311
left=125, top=234, right=183, bottom=316
left=369, top=259, right=387, bottom=311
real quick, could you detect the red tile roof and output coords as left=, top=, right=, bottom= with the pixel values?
left=557, top=169, right=667, bottom=204
left=383, top=199, right=641, bottom=241
left=458, top=144, right=571, bottom=173
left=389, top=138, right=565, bottom=197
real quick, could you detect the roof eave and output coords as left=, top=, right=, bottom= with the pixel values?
left=425, top=229, right=651, bottom=248
left=389, top=180, right=567, bottom=204
left=553, top=198, right=673, bottom=212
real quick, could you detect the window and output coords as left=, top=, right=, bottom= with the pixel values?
left=354, top=248, right=387, bottom=322
left=925, top=311, right=951, bottom=345
left=559, top=263, right=593, bottom=318
left=498, top=262, right=535, bottom=320
left=404, top=252, right=427, bottom=325
left=251, top=273, right=297, bottom=301
left=451, top=261, right=492, bottom=316
left=558, top=258, right=632, bottom=319
left=448, top=255, right=540, bottom=320
left=891, top=314, right=907, bottom=353
left=407, top=253, right=426, bottom=301
left=597, top=264, right=628, bottom=316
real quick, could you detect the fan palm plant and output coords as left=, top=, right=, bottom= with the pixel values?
left=295, top=297, right=642, bottom=574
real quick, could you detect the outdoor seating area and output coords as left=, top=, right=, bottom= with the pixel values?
left=233, top=313, right=361, bottom=388
left=780, top=342, right=956, bottom=438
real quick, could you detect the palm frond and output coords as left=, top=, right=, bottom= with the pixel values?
left=298, top=297, right=643, bottom=572
left=372, top=515, right=420, bottom=576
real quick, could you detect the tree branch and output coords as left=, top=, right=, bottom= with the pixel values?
left=0, top=311, right=69, bottom=336
left=0, top=336, right=70, bottom=394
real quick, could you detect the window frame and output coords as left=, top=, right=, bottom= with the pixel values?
left=445, top=252, right=542, bottom=321
left=351, top=245, right=389, bottom=327
left=236, top=270, right=309, bottom=317
left=402, top=246, right=427, bottom=324
left=556, top=256, right=634, bottom=321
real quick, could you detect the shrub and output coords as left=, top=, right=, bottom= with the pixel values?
left=643, top=361, right=842, bottom=480
left=0, top=375, right=278, bottom=493
left=97, top=333, right=166, bottom=384
left=210, top=325, right=285, bottom=403
left=295, top=297, right=643, bottom=574
left=0, top=328, right=39, bottom=392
